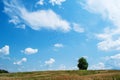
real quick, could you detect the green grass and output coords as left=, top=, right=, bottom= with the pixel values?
left=0, top=70, right=120, bottom=80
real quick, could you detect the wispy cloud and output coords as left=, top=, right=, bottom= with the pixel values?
left=16, top=24, right=26, bottom=29
left=8, top=15, right=26, bottom=29
left=45, top=58, right=55, bottom=66
left=90, top=53, right=120, bottom=70
left=36, top=0, right=44, bottom=5
left=22, top=47, right=38, bottom=55
left=72, top=23, right=84, bottom=33
left=82, top=0, right=120, bottom=51
left=89, top=62, right=106, bottom=70
left=96, top=28, right=120, bottom=51
left=54, top=43, right=64, bottom=48
left=49, top=0, right=66, bottom=6
left=0, top=45, right=9, bottom=55
left=4, top=0, right=71, bottom=32
left=104, top=53, right=120, bottom=69
left=9, top=16, right=20, bottom=25
left=53, top=43, right=64, bottom=51
left=109, top=54, right=120, bottom=59
left=13, top=57, right=27, bottom=65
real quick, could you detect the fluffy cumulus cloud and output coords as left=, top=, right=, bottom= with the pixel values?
left=45, top=58, right=55, bottom=66
left=49, top=0, right=66, bottom=6
left=13, top=57, right=27, bottom=65
left=22, top=48, right=38, bottom=55
left=82, top=0, right=120, bottom=51
left=3, top=0, right=71, bottom=32
left=0, top=45, right=9, bottom=55
left=72, top=23, right=84, bottom=33
left=54, top=43, right=63, bottom=48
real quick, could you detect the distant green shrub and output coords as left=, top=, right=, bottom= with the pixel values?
left=0, top=69, right=9, bottom=73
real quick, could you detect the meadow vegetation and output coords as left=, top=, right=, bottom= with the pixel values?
left=0, top=70, right=120, bottom=80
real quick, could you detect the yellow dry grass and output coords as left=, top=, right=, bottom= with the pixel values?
left=0, top=70, right=120, bottom=80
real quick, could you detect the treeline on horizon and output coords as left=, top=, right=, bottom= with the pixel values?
left=0, top=69, right=9, bottom=73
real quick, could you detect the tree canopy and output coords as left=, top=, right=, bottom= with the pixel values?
left=77, top=57, right=88, bottom=70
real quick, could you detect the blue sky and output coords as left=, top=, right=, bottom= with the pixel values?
left=1, top=0, right=120, bottom=72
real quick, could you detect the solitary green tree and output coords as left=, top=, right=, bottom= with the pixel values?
left=77, top=57, right=88, bottom=70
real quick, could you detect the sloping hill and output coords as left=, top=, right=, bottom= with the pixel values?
left=0, top=70, right=120, bottom=80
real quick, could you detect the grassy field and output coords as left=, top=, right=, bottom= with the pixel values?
left=0, top=70, right=120, bottom=80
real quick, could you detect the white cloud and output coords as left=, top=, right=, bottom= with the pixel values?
left=4, top=0, right=71, bottom=32
left=49, top=0, right=66, bottom=6
left=16, top=24, right=26, bottom=29
left=82, top=0, right=120, bottom=27
left=73, top=23, right=84, bottom=33
left=36, top=0, right=44, bottom=5
left=8, top=13, right=26, bottom=29
left=22, top=48, right=38, bottom=55
left=103, top=53, right=120, bottom=69
left=13, top=57, right=27, bottom=65
left=89, top=62, right=106, bottom=70
left=96, top=28, right=120, bottom=51
left=9, top=16, right=20, bottom=25
left=21, top=9, right=70, bottom=32
left=104, top=54, right=120, bottom=60
left=82, top=0, right=120, bottom=51
left=110, top=54, right=120, bottom=59
left=54, top=43, right=63, bottom=48
left=89, top=54, right=120, bottom=70
left=0, top=45, right=9, bottom=55
left=45, top=58, right=55, bottom=66
left=98, top=53, right=120, bottom=70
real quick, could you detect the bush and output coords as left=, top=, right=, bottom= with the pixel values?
left=0, top=69, right=9, bottom=73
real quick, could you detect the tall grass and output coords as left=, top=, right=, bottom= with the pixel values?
left=0, top=70, right=120, bottom=80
